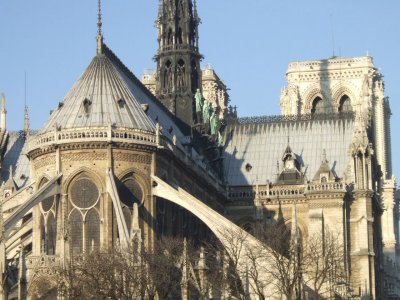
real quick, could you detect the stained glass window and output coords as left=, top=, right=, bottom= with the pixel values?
left=40, top=178, right=54, bottom=212
left=69, top=209, right=83, bottom=255
left=85, top=210, right=100, bottom=251
left=119, top=177, right=143, bottom=207
left=47, top=214, right=57, bottom=255
left=70, top=177, right=99, bottom=208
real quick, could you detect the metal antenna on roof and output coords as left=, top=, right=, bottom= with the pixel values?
left=330, top=13, right=336, bottom=58
left=96, top=0, right=104, bottom=55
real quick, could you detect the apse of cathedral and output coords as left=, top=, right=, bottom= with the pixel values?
left=0, top=0, right=399, bottom=299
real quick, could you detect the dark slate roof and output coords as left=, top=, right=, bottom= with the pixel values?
left=1, top=131, right=30, bottom=188
left=223, top=114, right=355, bottom=186
left=40, top=50, right=156, bottom=133
left=40, top=44, right=189, bottom=148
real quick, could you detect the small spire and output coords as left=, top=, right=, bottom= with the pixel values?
left=1, top=94, right=6, bottom=131
left=96, top=0, right=104, bottom=55
left=24, top=105, right=30, bottom=135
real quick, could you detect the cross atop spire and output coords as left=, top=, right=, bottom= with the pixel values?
left=96, top=0, right=104, bottom=55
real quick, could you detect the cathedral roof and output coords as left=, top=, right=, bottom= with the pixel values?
left=1, top=132, right=30, bottom=188
left=223, top=114, right=355, bottom=186
left=40, top=49, right=156, bottom=134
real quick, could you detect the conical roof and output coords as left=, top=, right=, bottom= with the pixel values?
left=41, top=52, right=155, bottom=133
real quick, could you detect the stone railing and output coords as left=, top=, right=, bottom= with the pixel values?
left=288, top=56, right=373, bottom=70
left=28, top=127, right=157, bottom=151
left=307, top=182, right=344, bottom=191
left=160, top=44, right=198, bottom=53
left=228, top=185, right=307, bottom=202
left=228, top=182, right=345, bottom=202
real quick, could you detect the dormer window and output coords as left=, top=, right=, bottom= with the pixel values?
left=245, top=163, right=252, bottom=172
left=83, top=98, right=92, bottom=114
left=117, top=98, right=126, bottom=108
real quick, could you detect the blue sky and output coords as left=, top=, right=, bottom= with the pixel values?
left=0, top=0, right=399, bottom=178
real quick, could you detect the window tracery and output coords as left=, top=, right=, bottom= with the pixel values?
left=68, top=173, right=101, bottom=255
left=39, top=178, right=57, bottom=255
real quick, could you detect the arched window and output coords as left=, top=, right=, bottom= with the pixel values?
left=39, top=178, right=57, bottom=255
left=68, top=174, right=100, bottom=255
left=338, top=95, right=352, bottom=112
left=177, top=27, right=183, bottom=44
left=85, top=210, right=100, bottom=251
left=118, top=174, right=144, bottom=231
left=191, top=60, right=198, bottom=94
left=164, top=60, right=172, bottom=90
left=167, top=28, right=173, bottom=45
left=47, top=214, right=57, bottom=255
left=69, top=209, right=83, bottom=255
left=177, top=59, right=186, bottom=88
left=311, top=96, right=324, bottom=114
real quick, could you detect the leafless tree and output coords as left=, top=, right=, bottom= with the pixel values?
left=303, top=230, right=347, bottom=299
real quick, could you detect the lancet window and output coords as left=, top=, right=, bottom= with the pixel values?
left=311, top=96, right=325, bottom=114
left=39, top=178, right=57, bottom=255
left=68, top=173, right=101, bottom=255
left=118, top=173, right=144, bottom=231
left=338, top=95, right=352, bottom=112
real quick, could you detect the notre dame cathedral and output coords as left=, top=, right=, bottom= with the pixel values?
left=0, top=0, right=399, bottom=299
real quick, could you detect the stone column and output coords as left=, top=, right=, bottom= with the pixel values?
left=381, top=177, right=397, bottom=262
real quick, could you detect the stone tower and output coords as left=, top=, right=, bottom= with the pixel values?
left=155, top=0, right=202, bottom=127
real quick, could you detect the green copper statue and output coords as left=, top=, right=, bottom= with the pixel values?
left=195, top=89, right=203, bottom=124
left=202, top=101, right=211, bottom=127
left=210, top=110, right=219, bottom=136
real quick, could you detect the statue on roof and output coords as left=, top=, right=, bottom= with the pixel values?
left=195, top=89, right=203, bottom=124
left=202, top=101, right=211, bottom=130
left=210, top=110, right=219, bottom=137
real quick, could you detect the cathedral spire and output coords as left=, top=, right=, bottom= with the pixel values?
left=155, top=0, right=202, bottom=128
left=96, top=0, right=104, bottom=55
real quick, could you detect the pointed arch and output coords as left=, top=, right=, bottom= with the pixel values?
left=85, top=209, right=100, bottom=252
left=69, top=209, right=83, bottom=255
left=311, top=96, right=325, bottom=114
left=302, top=84, right=330, bottom=114
left=63, top=166, right=104, bottom=195
left=338, top=95, right=352, bottom=112
left=331, top=83, right=357, bottom=112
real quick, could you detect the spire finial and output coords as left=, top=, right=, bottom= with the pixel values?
left=96, top=0, right=103, bottom=55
